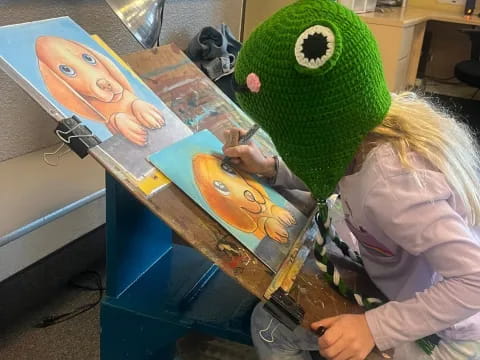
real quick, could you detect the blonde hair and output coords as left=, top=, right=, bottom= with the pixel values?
left=366, top=92, right=480, bottom=226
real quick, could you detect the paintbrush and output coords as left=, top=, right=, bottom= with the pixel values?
left=222, top=124, right=260, bottom=165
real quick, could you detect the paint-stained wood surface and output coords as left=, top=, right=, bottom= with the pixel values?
left=90, top=44, right=387, bottom=360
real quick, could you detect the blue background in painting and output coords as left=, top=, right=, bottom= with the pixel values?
left=0, top=17, right=168, bottom=141
left=149, top=130, right=291, bottom=253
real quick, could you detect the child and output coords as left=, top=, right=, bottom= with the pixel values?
left=222, top=0, right=480, bottom=359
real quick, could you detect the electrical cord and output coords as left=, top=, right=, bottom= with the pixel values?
left=34, top=271, right=104, bottom=329
left=423, top=75, right=462, bottom=86
left=472, top=89, right=479, bottom=100
left=424, top=75, right=457, bottom=82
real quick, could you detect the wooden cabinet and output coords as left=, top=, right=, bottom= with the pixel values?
left=362, top=20, right=427, bottom=92
left=365, top=22, right=420, bottom=91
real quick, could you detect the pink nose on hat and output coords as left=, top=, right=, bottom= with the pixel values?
left=246, top=73, right=261, bottom=93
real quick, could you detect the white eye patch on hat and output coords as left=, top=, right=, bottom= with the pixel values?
left=294, top=23, right=341, bottom=75
left=295, top=25, right=335, bottom=69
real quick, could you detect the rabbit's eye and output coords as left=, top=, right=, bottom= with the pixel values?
left=59, top=64, right=76, bottom=77
left=82, top=53, right=97, bottom=65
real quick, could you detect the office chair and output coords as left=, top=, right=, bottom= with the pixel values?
left=455, top=28, right=480, bottom=98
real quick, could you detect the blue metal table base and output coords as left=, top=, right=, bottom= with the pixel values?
left=101, top=174, right=257, bottom=360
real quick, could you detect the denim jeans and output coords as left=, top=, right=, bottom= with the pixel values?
left=251, top=302, right=321, bottom=360
left=251, top=302, right=480, bottom=360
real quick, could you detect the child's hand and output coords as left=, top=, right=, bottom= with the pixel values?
left=222, top=128, right=276, bottom=178
left=311, top=314, right=375, bottom=360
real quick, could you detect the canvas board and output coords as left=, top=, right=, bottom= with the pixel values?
left=0, top=17, right=192, bottom=180
left=149, top=130, right=308, bottom=272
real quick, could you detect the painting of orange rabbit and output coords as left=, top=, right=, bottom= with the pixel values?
left=35, top=35, right=164, bottom=146
left=149, top=130, right=308, bottom=272
left=0, top=16, right=197, bottom=185
left=193, top=153, right=296, bottom=244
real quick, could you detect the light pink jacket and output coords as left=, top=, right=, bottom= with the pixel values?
left=273, top=144, right=480, bottom=351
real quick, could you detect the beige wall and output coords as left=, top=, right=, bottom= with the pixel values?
left=0, top=0, right=243, bottom=162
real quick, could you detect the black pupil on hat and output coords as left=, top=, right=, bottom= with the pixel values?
left=302, top=33, right=328, bottom=60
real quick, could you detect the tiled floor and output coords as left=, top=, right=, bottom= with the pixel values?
left=0, top=276, right=258, bottom=360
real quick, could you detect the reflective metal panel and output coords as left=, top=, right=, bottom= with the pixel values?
left=105, top=0, right=163, bottom=48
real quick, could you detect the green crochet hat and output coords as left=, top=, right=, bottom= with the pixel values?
left=234, top=0, right=391, bottom=201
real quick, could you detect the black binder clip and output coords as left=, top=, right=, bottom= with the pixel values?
left=264, top=288, right=327, bottom=337
left=264, top=288, right=305, bottom=331
left=55, top=115, right=101, bottom=158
